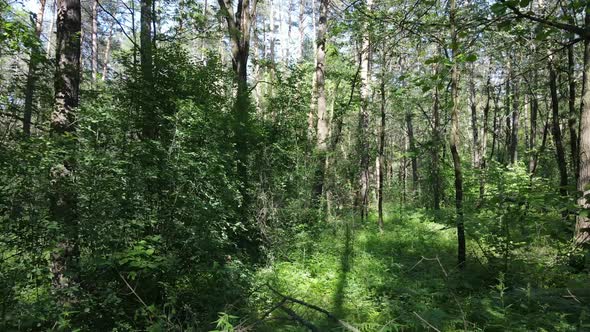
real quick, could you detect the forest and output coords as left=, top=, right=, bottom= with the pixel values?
left=1, top=0, right=590, bottom=330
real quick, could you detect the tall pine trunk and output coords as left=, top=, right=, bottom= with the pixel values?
left=50, top=0, right=81, bottom=301
left=91, top=0, right=98, bottom=82
left=311, top=0, right=328, bottom=207
left=357, top=0, right=372, bottom=221
left=575, top=9, right=590, bottom=244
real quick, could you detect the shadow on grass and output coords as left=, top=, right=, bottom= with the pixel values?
left=332, top=221, right=353, bottom=317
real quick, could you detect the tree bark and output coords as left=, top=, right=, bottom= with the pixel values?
left=299, top=0, right=305, bottom=61
left=567, top=42, right=579, bottom=183
left=286, top=0, right=292, bottom=63
left=479, top=74, right=491, bottom=205
left=548, top=54, right=568, bottom=197
left=378, top=62, right=386, bottom=231
left=50, top=0, right=81, bottom=301
left=529, top=82, right=538, bottom=173
left=575, top=9, right=590, bottom=244
left=311, top=0, right=328, bottom=206
left=102, top=23, right=114, bottom=81
left=504, top=67, right=511, bottom=164
left=91, top=0, right=98, bottom=82
left=510, top=74, right=519, bottom=164
left=47, top=0, right=56, bottom=55
left=356, top=0, right=372, bottom=221
left=470, top=65, right=479, bottom=168
left=491, top=89, right=499, bottom=161
left=432, top=63, right=441, bottom=210
left=22, top=0, right=47, bottom=136
left=449, top=0, right=465, bottom=268
left=406, top=111, right=418, bottom=197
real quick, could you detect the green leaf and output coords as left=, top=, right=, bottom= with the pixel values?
left=491, top=2, right=507, bottom=16
left=465, top=54, right=478, bottom=62
left=519, top=0, right=531, bottom=7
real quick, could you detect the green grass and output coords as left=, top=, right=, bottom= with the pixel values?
left=249, top=206, right=590, bottom=331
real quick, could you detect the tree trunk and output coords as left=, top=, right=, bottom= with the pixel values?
left=480, top=74, right=491, bottom=204
left=102, top=23, right=114, bottom=81
left=22, top=0, right=47, bottom=136
left=491, top=89, right=499, bottom=161
left=432, top=63, right=441, bottom=210
left=140, top=0, right=155, bottom=138
left=299, top=0, right=305, bottom=61
left=91, top=0, right=98, bottom=82
left=567, top=42, right=579, bottom=183
left=510, top=74, right=519, bottom=164
left=470, top=65, right=479, bottom=168
left=378, top=64, right=386, bottom=231
left=406, top=111, right=418, bottom=197
left=575, top=9, right=590, bottom=244
left=218, top=0, right=258, bottom=206
left=548, top=54, right=568, bottom=197
left=504, top=69, right=511, bottom=164
left=50, top=0, right=81, bottom=301
left=312, top=0, right=328, bottom=206
left=449, top=0, right=465, bottom=268
left=356, top=0, right=372, bottom=222
left=529, top=84, right=538, bottom=173
left=47, top=0, right=56, bottom=54
left=286, top=0, right=292, bottom=63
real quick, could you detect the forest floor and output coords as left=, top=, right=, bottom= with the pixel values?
left=252, top=207, right=590, bottom=332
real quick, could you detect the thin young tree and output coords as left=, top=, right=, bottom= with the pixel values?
left=449, top=0, right=465, bottom=268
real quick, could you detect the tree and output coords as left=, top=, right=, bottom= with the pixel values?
left=576, top=7, right=590, bottom=244
left=311, top=0, right=327, bottom=206
left=91, top=0, right=98, bottom=82
left=22, top=0, right=47, bottom=136
left=377, top=48, right=387, bottom=231
left=449, top=0, right=465, bottom=268
left=49, top=0, right=81, bottom=300
left=548, top=53, right=568, bottom=197
left=357, top=0, right=372, bottom=222
left=217, top=0, right=258, bottom=207
left=140, top=0, right=155, bottom=138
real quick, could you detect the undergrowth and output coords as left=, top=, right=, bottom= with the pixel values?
left=244, top=206, right=590, bottom=331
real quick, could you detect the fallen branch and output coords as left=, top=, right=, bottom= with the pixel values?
left=242, top=298, right=287, bottom=329
left=266, top=283, right=360, bottom=332
left=279, top=305, right=320, bottom=332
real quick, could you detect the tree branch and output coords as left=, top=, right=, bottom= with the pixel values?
left=96, top=0, right=138, bottom=49
left=500, top=0, right=589, bottom=38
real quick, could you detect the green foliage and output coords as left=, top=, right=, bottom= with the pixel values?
left=245, top=207, right=589, bottom=331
